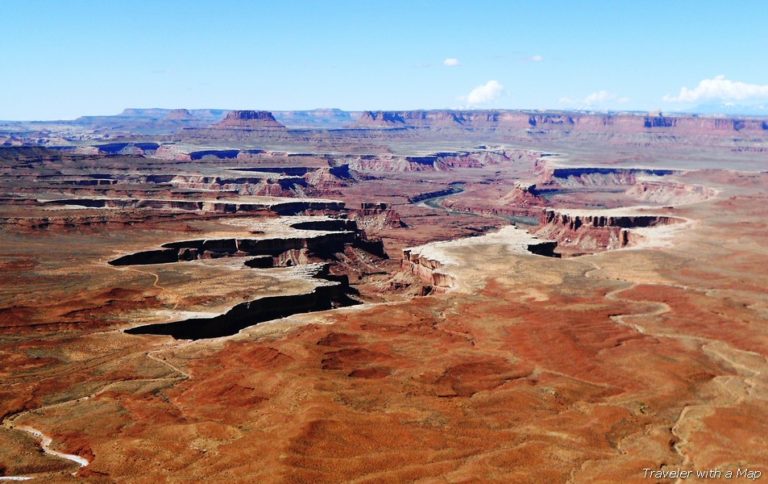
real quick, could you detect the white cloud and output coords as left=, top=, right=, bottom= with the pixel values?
left=465, top=80, right=504, bottom=105
left=529, top=55, right=544, bottom=62
left=583, top=90, right=613, bottom=105
left=443, top=58, right=460, bottom=67
left=663, top=75, right=768, bottom=103
left=559, top=90, right=629, bottom=109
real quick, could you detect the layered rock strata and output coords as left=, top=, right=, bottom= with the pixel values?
left=535, top=208, right=683, bottom=254
left=402, top=226, right=558, bottom=293
left=213, top=110, right=286, bottom=130
left=126, top=263, right=355, bottom=340
left=356, top=110, right=768, bottom=136
left=109, top=218, right=384, bottom=267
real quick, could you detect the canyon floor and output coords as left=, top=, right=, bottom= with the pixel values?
left=1, top=121, right=767, bottom=482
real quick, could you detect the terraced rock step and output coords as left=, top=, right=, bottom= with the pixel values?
left=125, top=264, right=357, bottom=340
left=108, top=218, right=384, bottom=266
left=536, top=208, right=685, bottom=254
left=402, top=226, right=559, bottom=292
left=37, top=197, right=345, bottom=214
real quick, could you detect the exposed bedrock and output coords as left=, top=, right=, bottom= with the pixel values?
left=625, top=180, right=718, bottom=204
left=535, top=209, right=683, bottom=253
left=42, top=198, right=207, bottom=211
left=354, top=109, right=768, bottom=137
left=303, top=165, right=353, bottom=189
left=41, top=177, right=119, bottom=187
left=435, top=183, right=546, bottom=223
left=148, top=145, right=531, bottom=174
left=109, top=232, right=352, bottom=266
left=348, top=202, right=406, bottom=229
left=400, top=249, right=457, bottom=294
left=536, top=165, right=677, bottom=188
left=504, top=182, right=544, bottom=204
left=108, top=219, right=386, bottom=266
left=156, top=174, right=309, bottom=197
left=531, top=162, right=718, bottom=205
left=0, top=211, right=228, bottom=231
left=401, top=232, right=559, bottom=293
left=92, top=142, right=160, bottom=156
left=125, top=264, right=356, bottom=340
left=39, top=198, right=345, bottom=215
left=213, top=110, right=286, bottom=130
left=408, top=184, right=465, bottom=203
left=235, top=166, right=312, bottom=176
left=343, top=149, right=530, bottom=173
left=542, top=209, right=678, bottom=229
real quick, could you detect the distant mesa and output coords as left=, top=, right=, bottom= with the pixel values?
left=357, top=110, right=441, bottom=128
left=272, top=108, right=359, bottom=128
left=164, top=108, right=194, bottom=121
left=356, top=110, right=514, bottom=129
left=357, top=111, right=409, bottom=127
left=118, top=108, right=172, bottom=118
left=214, top=110, right=286, bottom=129
left=353, top=109, right=768, bottom=136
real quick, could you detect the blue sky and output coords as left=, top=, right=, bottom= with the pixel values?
left=2, top=0, right=767, bottom=120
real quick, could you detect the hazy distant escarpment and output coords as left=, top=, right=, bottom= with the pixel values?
left=213, top=110, right=286, bottom=129
left=354, top=109, right=768, bottom=136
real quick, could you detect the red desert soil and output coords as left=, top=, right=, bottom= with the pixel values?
left=0, top=132, right=767, bottom=482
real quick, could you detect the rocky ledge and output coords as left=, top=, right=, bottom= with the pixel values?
left=126, top=263, right=356, bottom=340
left=536, top=208, right=684, bottom=254
left=109, top=217, right=385, bottom=266
left=402, top=226, right=558, bottom=293
left=213, top=110, right=286, bottom=130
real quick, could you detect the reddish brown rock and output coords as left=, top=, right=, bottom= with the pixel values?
left=213, top=110, right=285, bottom=129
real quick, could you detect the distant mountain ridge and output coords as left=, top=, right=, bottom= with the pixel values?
left=354, top=109, right=768, bottom=135
left=3, top=108, right=768, bottom=147
left=69, top=108, right=363, bottom=130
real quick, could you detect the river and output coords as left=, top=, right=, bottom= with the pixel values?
left=415, top=183, right=539, bottom=226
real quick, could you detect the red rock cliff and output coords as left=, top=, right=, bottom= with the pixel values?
left=214, top=110, right=286, bottom=129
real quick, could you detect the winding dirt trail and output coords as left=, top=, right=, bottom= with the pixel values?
left=111, top=263, right=185, bottom=311
left=128, top=267, right=163, bottom=290
left=582, top=261, right=768, bottom=482
left=1, top=344, right=190, bottom=480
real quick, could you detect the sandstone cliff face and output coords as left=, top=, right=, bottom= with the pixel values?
left=542, top=209, right=677, bottom=230
left=345, top=150, right=518, bottom=172
left=124, top=261, right=359, bottom=340
left=401, top=227, right=559, bottom=293
left=36, top=197, right=345, bottom=215
left=625, top=181, right=717, bottom=205
left=401, top=248, right=456, bottom=293
left=356, top=110, right=522, bottom=129
left=214, top=110, right=286, bottom=129
left=109, top=217, right=379, bottom=269
left=164, top=109, right=194, bottom=121
left=349, top=202, right=405, bottom=230
left=272, top=109, right=360, bottom=128
left=537, top=166, right=676, bottom=188
left=354, top=110, right=768, bottom=137
left=346, top=155, right=435, bottom=172
left=302, top=165, right=352, bottom=189
left=500, top=182, right=545, bottom=207
left=527, top=113, right=575, bottom=128
left=532, top=160, right=718, bottom=206
left=535, top=209, right=681, bottom=254
left=154, top=144, right=193, bottom=161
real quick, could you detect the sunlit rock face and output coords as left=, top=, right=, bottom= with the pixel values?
left=1, top=110, right=768, bottom=482
left=214, top=110, right=286, bottom=129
